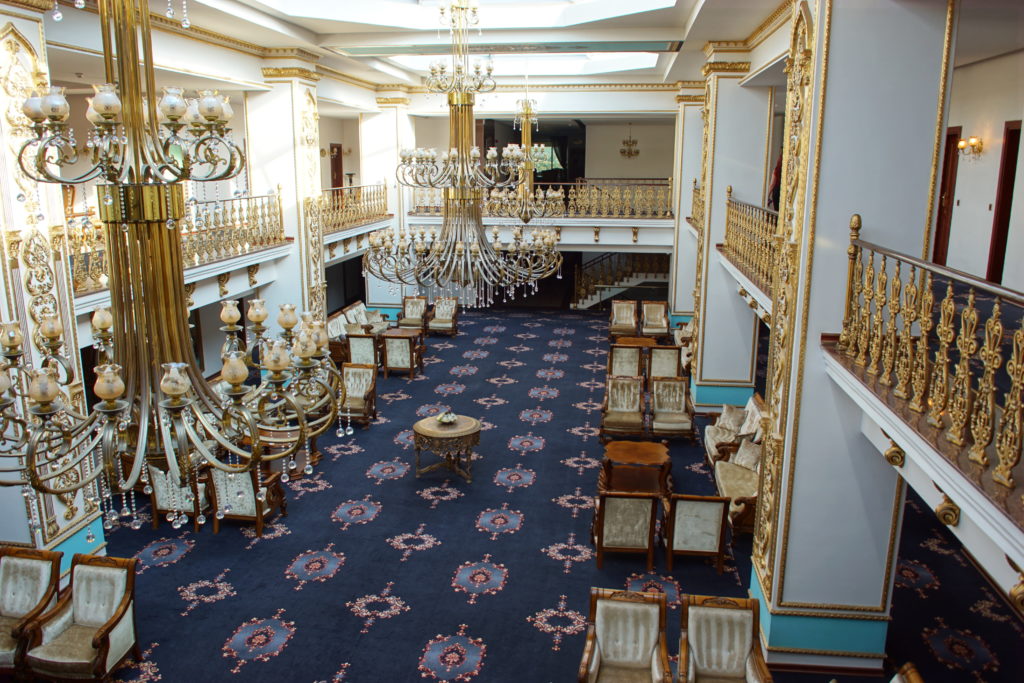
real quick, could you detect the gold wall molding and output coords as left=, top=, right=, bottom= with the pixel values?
left=263, top=47, right=320, bottom=63
left=0, top=0, right=49, bottom=11
left=763, top=644, right=885, bottom=659
left=217, top=272, right=230, bottom=296
left=935, top=493, right=961, bottom=527
left=920, top=0, right=957, bottom=261
left=1007, top=556, right=1024, bottom=613
left=247, top=263, right=259, bottom=287
left=262, top=66, right=321, bottom=82
left=405, top=82, right=681, bottom=94
left=184, top=282, right=196, bottom=307
left=883, top=440, right=905, bottom=467
left=746, top=0, right=795, bottom=49
left=299, top=91, right=326, bottom=320
left=701, top=61, right=751, bottom=77
left=376, top=96, right=410, bottom=106
left=703, top=40, right=748, bottom=57
left=676, top=94, right=705, bottom=104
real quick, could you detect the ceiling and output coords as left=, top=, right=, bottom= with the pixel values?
left=955, top=0, right=1024, bottom=68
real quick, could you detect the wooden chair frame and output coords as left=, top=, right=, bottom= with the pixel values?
left=678, top=595, right=771, bottom=683
left=662, top=494, right=730, bottom=573
left=326, top=308, right=348, bottom=366
left=600, top=375, right=646, bottom=443
left=894, top=662, right=924, bottom=683
left=23, top=554, right=141, bottom=682
left=577, top=588, right=671, bottom=683
left=208, top=469, right=287, bottom=537
left=640, top=300, right=670, bottom=339
left=398, top=295, right=429, bottom=332
left=608, top=299, right=639, bottom=339
left=591, top=491, right=659, bottom=570
left=340, top=362, right=378, bottom=428
left=383, top=334, right=423, bottom=379
left=0, top=547, right=62, bottom=677
left=649, top=375, right=696, bottom=441
left=427, top=296, right=460, bottom=336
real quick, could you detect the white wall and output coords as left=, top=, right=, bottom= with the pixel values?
left=319, top=116, right=361, bottom=188
left=584, top=122, right=675, bottom=178
left=413, top=116, right=450, bottom=151
left=945, top=51, right=1024, bottom=281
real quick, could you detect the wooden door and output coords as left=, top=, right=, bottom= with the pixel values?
left=330, top=143, right=344, bottom=189
left=987, top=120, right=1022, bottom=283
left=932, top=126, right=961, bottom=265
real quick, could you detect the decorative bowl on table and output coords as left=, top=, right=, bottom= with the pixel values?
left=436, top=411, right=458, bottom=425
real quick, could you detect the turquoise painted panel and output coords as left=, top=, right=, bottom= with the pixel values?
left=374, top=307, right=401, bottom=321
left=669, top=314, right=692, bottom=325
left=751, top=569, right=889, bottom=655
left=49, top=517, right=105, bottom=574
left=691, top=381, right=754, bottom=407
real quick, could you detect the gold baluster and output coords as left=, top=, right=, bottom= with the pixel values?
left=946, top=289, right=979, bottom=445
left=909, top=272, right=935, bottom=413
left=993, top=323, right=1024, bottom=488
left=855, top=251, right=875, bottom=367
left=893, top=265, right=918, bottom=399
left=880, top=261, right=901, bottom=386
left=926, top=282, right=957, bottom=428
left=969, top=301, right=1003, bottom=466
left=868, top=256, right=888, bottom=375
left=842, top=240, right=863, bottom=358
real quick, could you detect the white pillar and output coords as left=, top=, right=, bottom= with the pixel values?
left=670, top=85, right=705, bottom=319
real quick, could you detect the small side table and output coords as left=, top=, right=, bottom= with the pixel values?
left=600, top=440, right=671, bottom=495
left=413, top=415, right=481, bottom=483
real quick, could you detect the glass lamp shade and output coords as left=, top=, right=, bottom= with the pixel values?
left=93, top=364, right=125, bottom=402
left=28, top=368, right=60, bottom=404
left=39, top=315, right=63, bottom=340
left=247, top=299, right=269, bottom=324
left=310, top=321, right=328, bottom=350
left=292, top=330, right=317, bottom=359
left=91, top=307, right=113, bottom=331
left=41, top=86, right=70, bottom=122
left=220, top=300, right=241, bottom=325
left=263, top=340, right=290, bottom=372
left=197, top=90, right=223, bottom=121
left=159, top=362, right=191, bottom=398
left=21, top=92, right=46, bottom=123
left=221, top=352, right=248, bottom=386
left=158, top=87, right=187, bottom=120
left=91, top=83, right=121, bottom=117
left=85, top=98, right=105, bottom=125
left=277, top=304, right=298, bottom=330
left=220, top=95, right=234, bottom=122
left=1, top=322, right=24, bottom=349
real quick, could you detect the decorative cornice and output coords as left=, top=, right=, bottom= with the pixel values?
left=376, top=96, right=410, bottom=106
left=746, top=0, right=793, bottom=48
left=676, top=80, right=704, bottom=89
left=316, top=64, right=378, bottom=91
left=375, top=83, right=412, bottom=93
left=262, top=66, right=321, bottom=82
left=701, top=61, right=751, bottom=78
left=676, top=94, right=705, bottom=104
left=263, top=47, right=320, bottom=64
left=703, top=40, right=747, bottom=57
left=1, top=0, right=50, bottom=11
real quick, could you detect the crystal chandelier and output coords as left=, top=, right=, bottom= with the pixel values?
left=363, top=0, right=562, bottom=307
left=0, top=0, right=340, bottom=536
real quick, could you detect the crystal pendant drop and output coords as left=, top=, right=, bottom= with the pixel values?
left=103, top=520, right=113, bottom=530
left=85, top=528, right=96, bottom=543
left=303, top=464, right=313, bottom=475
left=215, top=510, right=225, bottom=520
left=224, top=505, right=232, bottom=514
left=165, top=512, right=175, bottom=522
left=196, top=514, right=206, bottom=525
left=143, top=485, right=153, bottom=495
left=288, top=460, right=297, bottom=470
left=280, top=473, right=290, bottom=483
left=336, top=428, right=344, bottom=438
left=256, top=488, right=267, bottom=502
left=120, top=506, right=130, bottom=517
left=130, top=519, right=143, bottom=530
left=235, top=489, right=244, bottom=499
left=346, top=426, right=354, bottom=436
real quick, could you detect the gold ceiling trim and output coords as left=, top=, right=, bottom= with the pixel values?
left=262, top=66, right=321, bottom=82
left=316, top=65, right=380, bottom=91
left=263, top=47, right=321, bottom=64
left=677, top=80, right=704, bottom=88
left=676, top=94, right=705, bottom=103
left=375, top=96, right=410, bottom=106
left=701, top=61, right=751, bottom=77
left=0, top=0, right=50, bottom=11
left=702, top=0, right=792, bottom=57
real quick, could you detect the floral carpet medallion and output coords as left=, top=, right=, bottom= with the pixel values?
left=379, top=389, right=412, bottom=404
left=418, top=480, right=466, bottom=509
left=507, top=344, right=533, bottom=353
left=449, top=364, right=479, bottom=377
left=388, top=523, right=442, bottom=561
left=552, top=327, right=576, bottom=336
left=482, top=325, right=506, bottom=333
left=562, top=452, right=601, bottom=475
left=287, top=472, right=332, bottom=499
left=221, top=608, right=295, bottom=674
left=535, top=368, right=565, bottom=380
left=323, top=440, right=365, bottom=459
left=241, top=521, right=290, bottom=550
left=475, top=503, right=524, bottom=540
left=474, top=394, right=508, bottom=410
left=178, top=568, right=235, bottom=616
left=136, top=535, right=194, bottom=573
left=461, top=349, right=488, bottom=359
left=493, top=466, right=537, bottom=492
left=346, top=581, right=410, bottom=633
left=626, top=572, right=683, bottom=609
left=366, top=458, right=410, bottom=485
left=473, top=336, right=498, bottom=345
left=922, top=617, right=999, bottom=680
left=497, top=358, right=526, bottom=369
left=451, top=554, right=508, bottom=604
left=527, top=385, right=560, bottom=401
left=393, top=429, right=415, bottom=449
left=485, top=375, right=517, bottom=387
left=542, top=352, right=569, bottom=363
left=435, top=382, right=467, bottom=397
left=571, top=400, right=603, bottom=414
left=541, top=532, right=594, bottom=574
left=527, top=594, right=587, bottom=651
left=284, top=543, right=346, bottom=590
left=894, top=559, right=940, bottom=598
left=519, top=407, right=554, bottom=425
left=566, top=422, right=600, bottom=442
left=418, top=624, right=486, bottom=682
left=331, top=495, right=382, bottom=531
left=507, top=433, right=546, bottom=455
left=548, top=338, right=573, bottom=348
left=552, top=487, right=594, bottom=519
left=417, top=402, right=453, bottom=417
left=115, top=642, right=161, bottom=683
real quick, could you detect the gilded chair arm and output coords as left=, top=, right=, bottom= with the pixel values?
left=25, top=593, right=73, bottom=648
left=91, top=584, right=135, bottom=649
left=677, top=631, right=689, bottom=683
left=577, top=625, right=599, bottom=683
left=653, top=633, right=672, bottom=683
left=746, top=644, right=772, bottom=683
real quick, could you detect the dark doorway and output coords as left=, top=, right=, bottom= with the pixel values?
left=986, top=120, right=1021, bottom=284
left=330, top=143, right=344, bottom=189
left=932, top=126, right=961, bottom=265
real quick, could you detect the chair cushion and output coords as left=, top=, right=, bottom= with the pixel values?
left=738, top=406, right=762, bottom=439
left=595, top=663, right=655, bottom=683
left=604, top=411, right=643, bottom=430
left=652, top=412, right=692, bottom=432
left=671, top=500, right=724, bottom=554
left=211, top=470, right=257, bottom=518
left=326, top=315, right=345, bottom=340
left=732, top=440, right=761, bottom=472
left=717, top=405, right=746, bottom=433
left=72, top=564, right=126, bottom=628
left=609, top=324, right=636, bottom=335
left=641, top=326, right=668, bottom=335
left=0, top=556, right=52, bottom=618
left=398, top=317, right=423, bottom=328
left=687, top=605, right=753, bottom=678
left=595, top=599, right=658, bottom=666
left=714, top=462, right=759, bottom=519
left=428, top=319, right=453, bottom=329
left=25, top=623, right=99, bottom=676
left=0, top=614, right=18, bottom=666
left=703, top=425, right=736, bottom=460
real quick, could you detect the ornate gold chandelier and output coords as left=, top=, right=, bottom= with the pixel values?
left=0, top=0, right=340, bottom=536
left=363, top=0, right=562, bottom=307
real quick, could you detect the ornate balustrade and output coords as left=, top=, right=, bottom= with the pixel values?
left=721, top=188, right=779, bottom=294
left=826, top=216, right=1024, bottom=529
left=70, top=191, right=289, bottom=295
left=410, top=179, right=673, bottom=219
left=689, top=179, right=705, bottom=233
left=316, top=184, right=389, bottom=235
left=573, top=252, right=671, bottom=305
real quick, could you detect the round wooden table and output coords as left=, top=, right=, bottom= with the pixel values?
left=413, top=415, right=481, bottom=483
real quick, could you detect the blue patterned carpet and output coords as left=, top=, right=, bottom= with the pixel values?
left=92, top=309, right=1022, bottom=682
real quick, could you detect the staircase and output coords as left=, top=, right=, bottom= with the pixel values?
left=571, top=253, right=670, bottom=309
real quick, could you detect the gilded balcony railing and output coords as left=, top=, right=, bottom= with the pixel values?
left=827, top=215, right=1024, bottom=530
left=317, top=184, right=389, bottom=234
left=70, top=191, right=289, bottom=295
left=573, top=252, right=671, bottom=306
left=721, top=187, right=779, bottom=294
left=689, top=179, right=705, bottom=233
left=410, top=179, right=673, bottom=219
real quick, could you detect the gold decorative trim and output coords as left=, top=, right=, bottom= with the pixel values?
left=935, top=493, right=960, bottom=526
left=747, top=0, right=794, bottom=48
left=263, top=47, right=320, bottom=63
left=405, top=82, right=681, bottom=94
left=883, top=440, right=905, bottom=467
left=376, top=96, right=411, bottom=106
left=262, top=66, right=321, bottom=82
left=701, top=61, right=751, bottom=77
left=217, top=272, right=231, bottom=297
left=677, top=80, right=704, bottom=88
left=0, top=0, right=49, bottom=11
left=247, top=264, right=260, bottom=287
left=765, top=606, right=891, bottom=621
left=676, top=94, right=705, bottom=104
left=704, top=41, right=748, bottom=57
left=920, top=0, right=957, bottom=261
left=184, top=282, right=196, bottom=307
left=1007, top=556, right=1024, bottom=612
left=763, top=644, right=885, bottom=659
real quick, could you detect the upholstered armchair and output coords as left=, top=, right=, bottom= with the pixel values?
left=889, top=662, right=923, bottom=683
left=342, top=300, right=389, bottom=335
left=147, top=464, right=210, bottom=532
left=608, top=344, right=643, bottom=377
left=678, top=595, right=771, bottom=683
left=347, top=333, right=379, bottom=367
left=649, top=345, right=683, bottom=379
left=208, top=468, right=286, bottom=537
left=704, top=394, right=765, bottom=467
left=577, top=588, right=671, bottom=683
left=22, top=555, right=140, bottom=682
left=713, top=440, right=761, bottom=536
left=640, top=300, right=669, bottom=338
left=0, top=548, right=61, bottom=676
left=591, top=491, right=659, bottom=570
left=399, top=295, right=428, bottom=331
left=383, top=336, right=423, bottom=379
left=341, top=363, right=377, bottom=428
left=326, top=309, right=348, bottom=365
left=649, top=377, right=695, bottom=441
left=662, top=495, right=729, bottom=573
left=609, top=299, right=638, bottom=338
left=427, top=296, right=459, bottom=336
left=600, top=375, right=645, bottom=442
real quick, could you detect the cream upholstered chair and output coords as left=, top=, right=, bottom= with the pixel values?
left=23, top=555, right=140, bottom=682
left=326, top=309, right=348, bottom=365
left=399, top=295, right=428, bottom=331
left=608, top=344, right=643, bottom=377
left=662, top=495, right=729, bottom=573
left=347, top=333, right=379, bottom=367
left=640, top=300, right=669, bottom=338
left=649, top=345, right=683, bottom=379
left=428, top=296, right=459, bottom=336
left=342, top=300, right=389, bottom=335
left=600, top=375, right=645, bottom=442
left=714, top=438, right=761, bottom=535
left=383, top=336, right=423, bottom=378
left=0, top=548, right=61, bottom=677
left=592, top=491, right=659, bottom=570
left=609, top=299, right=638, bottom=338
left=650, top=377, right=695, bottom=441
left=147, top=464, right=210, bottom=532
left=341, top=363, right=377, bottom=428
left=208, top=468, right=286, bottom=537
left=578, top=588, right=671, bottom=683
left=704, top=394, right=765, bottom=467
left=678, top=595, right=771, bottom=683
left=889, top=662, right=924, bottom=683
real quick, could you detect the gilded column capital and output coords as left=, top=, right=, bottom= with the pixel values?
left=701, top=61, right=751, bottom=78
left=261, top=66, right=321, bottom=82
left=376, top=97, right=411, bottom=107
left=676, top=94, right=706, bottom=104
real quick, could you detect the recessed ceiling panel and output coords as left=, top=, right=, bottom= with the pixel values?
left=333, top=40, right=680, bottom=57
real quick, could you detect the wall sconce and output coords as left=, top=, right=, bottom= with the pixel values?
left=957, top=136, right=983, bottom=157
